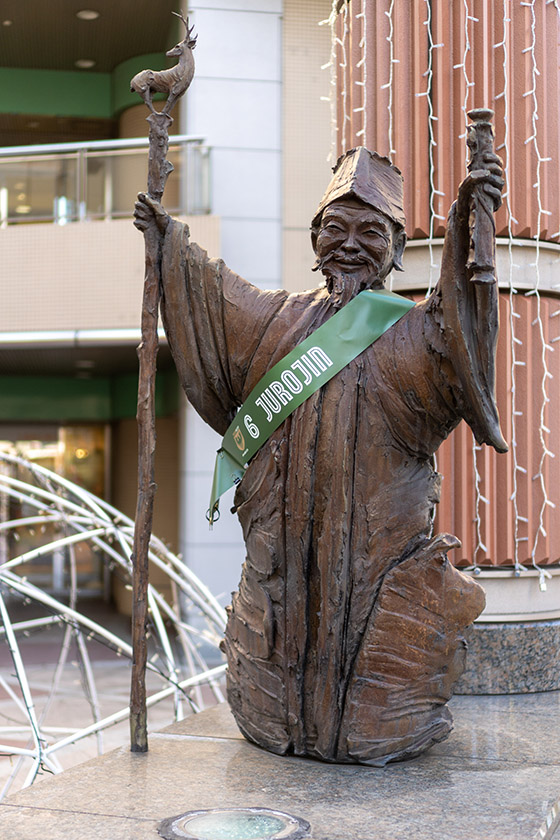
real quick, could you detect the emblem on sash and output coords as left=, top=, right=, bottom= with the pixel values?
left=233, top=426, right=245, bottom=451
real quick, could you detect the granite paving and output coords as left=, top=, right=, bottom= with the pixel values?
left=1, top=694, right=559, bottom=840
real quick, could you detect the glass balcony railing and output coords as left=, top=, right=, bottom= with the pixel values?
left=0, top=135, right=210, bottom=226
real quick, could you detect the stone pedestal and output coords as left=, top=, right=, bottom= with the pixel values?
left=456, top=568, right=560, bottom=694
left=456, top=619, right=560, bottom=694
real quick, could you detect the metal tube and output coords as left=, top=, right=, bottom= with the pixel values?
left=0, top=135, right=205, bottom=158
left=0, top=328, right=167, bottom=347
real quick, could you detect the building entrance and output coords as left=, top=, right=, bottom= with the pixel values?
left=0, top=423, right=109, bottom=596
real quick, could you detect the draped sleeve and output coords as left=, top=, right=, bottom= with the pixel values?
left=370, top=200, right=507, bottom=458
left=159, top=218, right=289, bottom=436
left=437, top=202, right=507, bottom=452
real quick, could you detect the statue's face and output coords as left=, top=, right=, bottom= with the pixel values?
left=315, top=198, right=397, bottom=289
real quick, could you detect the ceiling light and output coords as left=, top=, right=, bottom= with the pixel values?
left=76, top=10, right=100, bottom=20
left=15, top=205, right=31, bottom=214
left=75, top=59, right=96, bottom=69
left=2, top=20, right=13, bottom=26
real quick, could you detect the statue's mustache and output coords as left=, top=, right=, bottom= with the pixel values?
left=311, top=251, right=380, bottom=305
left=312, top=250, right=377, bottom=275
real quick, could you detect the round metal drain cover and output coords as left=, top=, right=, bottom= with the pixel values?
left=158, top=807, right=310, bottom=840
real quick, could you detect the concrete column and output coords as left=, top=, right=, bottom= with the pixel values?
left=172, top=1, right=283, bottom=603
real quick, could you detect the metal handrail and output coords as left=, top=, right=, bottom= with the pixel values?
left=0, top=135, right=205, bottom=157
left=0, top=135, right=211, bottom=223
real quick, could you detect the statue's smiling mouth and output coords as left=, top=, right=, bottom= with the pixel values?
left=328, top=253, right=377, bottom=271
left=334, top=255, right=366, bottom=264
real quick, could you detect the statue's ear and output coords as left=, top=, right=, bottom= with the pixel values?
left=392, top=229, right=407, bottom=272
left=310, top=224, right=322, bottom=272
left=310, top=222, right=320, bottom=255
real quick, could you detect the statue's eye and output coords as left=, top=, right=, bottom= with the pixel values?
left=363, top=229, right=389, bottom=242
left=323, top=222, right=344, bottom=233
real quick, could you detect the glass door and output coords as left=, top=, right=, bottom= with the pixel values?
left=0, top=423, right=109, bottom=596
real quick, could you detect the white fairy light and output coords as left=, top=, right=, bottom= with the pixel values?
left=380, top=0, right=396, bottom=159
left=417, top=0, right=441, bottom=296
left=456, top=0, right=487, bottom=570
left=412, top=0, right=442, bottom=518
left=320, top=1, right=350, bottom=154
left=340, top=1, right=350, bottom=151
left=319, top=1, right=557, bottom=582
left=471, top=438, right=486, bottom=571
left=319, top=0, right=340, bottom=162
left=460, top=0, right=474, bottom=158
left=524, top=0, right=554, bottom=589
left=354, top=1, right=367, bottom=142
left=494, top=0, right=527, bottom=574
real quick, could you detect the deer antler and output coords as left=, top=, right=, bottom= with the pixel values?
left=172, top=10, right=197, bottom=48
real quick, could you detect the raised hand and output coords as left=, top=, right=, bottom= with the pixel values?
left=457, top=152, right=504, bottom=220
left=133, top=192, right=170, bottom=235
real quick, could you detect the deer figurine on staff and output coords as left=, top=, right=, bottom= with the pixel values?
left=130, top=11, right=197, bottom=116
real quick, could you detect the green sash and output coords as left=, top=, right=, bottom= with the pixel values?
left=208, top=288, right=415, bottom=524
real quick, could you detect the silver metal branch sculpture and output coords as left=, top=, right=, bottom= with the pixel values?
left=0, top=450, right=226, bottom=798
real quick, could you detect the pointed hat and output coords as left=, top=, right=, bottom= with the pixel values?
left=312, top=147, right=405, bottom=229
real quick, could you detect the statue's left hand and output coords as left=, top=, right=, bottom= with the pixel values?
left=134, top=192, right=170, bottom=235
left=457, top=152, right=504, bottom=219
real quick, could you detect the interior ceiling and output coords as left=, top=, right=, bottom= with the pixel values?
left=0, top=0, right=178, bottom=72
left=0, top=113, right=117, bottom=147
left=0, top=344, right=173, bottom=377
left=1, top=0, right=178, bottom=144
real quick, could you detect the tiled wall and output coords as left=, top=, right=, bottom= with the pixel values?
left=0, top=216, right=220, bottom=332
left=182, top=0, right=282, bottom=290
left=282, top=0, right=332, bottom=293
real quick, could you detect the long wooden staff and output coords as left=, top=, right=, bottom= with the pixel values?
left=129, top=14, right=196, bottom=753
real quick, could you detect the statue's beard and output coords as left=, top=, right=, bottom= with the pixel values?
left=313, top=252, right=383, bottom=307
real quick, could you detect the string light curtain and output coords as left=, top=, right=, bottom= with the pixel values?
left=324, top=0, right=560, bottom=569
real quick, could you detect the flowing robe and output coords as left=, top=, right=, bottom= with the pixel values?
left=160, top=202, right=506, bottom=766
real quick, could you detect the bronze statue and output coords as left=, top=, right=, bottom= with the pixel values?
left=134, top=111, right=506, bottom=766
